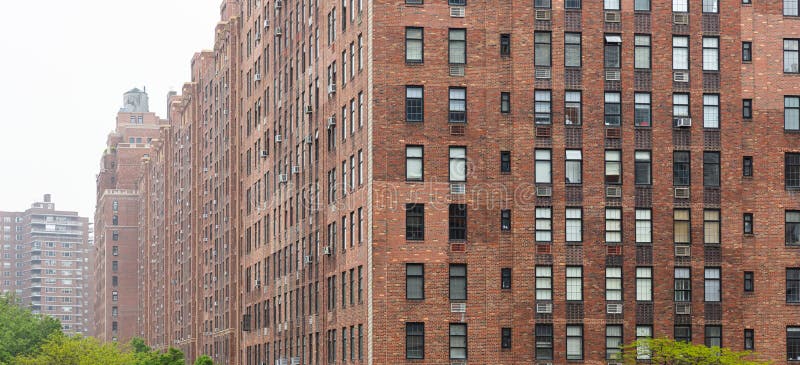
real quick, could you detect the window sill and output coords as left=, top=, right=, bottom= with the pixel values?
left=405, top=61, right=424, bottom=66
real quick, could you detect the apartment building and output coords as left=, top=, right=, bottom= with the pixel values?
left=0, top=195, right=90, bottom=335
left=135, top=0, right=800, bottom=363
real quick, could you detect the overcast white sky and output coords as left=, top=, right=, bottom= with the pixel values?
left=0, top=0, right=222, bottom=218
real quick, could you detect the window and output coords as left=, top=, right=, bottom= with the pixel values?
left=501, top=328, right=512, bottom=349
left=606, top=208, right=622, bottom=244
left=406, top=146, right=423, bottom=181
left=675, top=326, right=692, bottom=342
left=447, top=265, right=469, bottom=302
left=405, top=28, right=423, bottom=63
left=500, top=151, right=511, bottom=173
left=112, top=231, right=119, bottom=241
left=674, top=151, right=691, bottom=186
left=675, top=267, right=691, bottom=302
left=449, top=204, right=467, bottom=241
left=500, top=34, right=510, bottom=56
left=635, top=151, right=651, bottom=185
left=635, top=0, right=650, bottom=10
left=449, top=29, right=466, bottom=65
left=705, top=326, right=722, bottom=347
left=704, top=94, right=720, bottom=128
left=406, top=323, right=424, bottom=359
left=606, top=267, right=622, bottom=301
left=606, top=325, right=623, bottom=360
left=636, top=209, right=652, bottom=244
left=636, top=267, right=653, bottom=301
left=674, top=93, right=690, bottom=119
left=535, top=149, right=551, bottom=184
left=406, top=264, right=424, bottom=299
left=405, top=205, right=424, bottom=241
left=635, top=93, right=651, bottom=126
left=674, top=209, right=691, bottom=244
left=604, top=92, right=621, bottom=126
left=449, top=324, right=467, bottom=359
left=673, top=0, right=688, bottom=12
left=634, top=35, right=651, bottom=69
left=501, top=268, right=511, bottom=289
left=500, top=209, right=512, bottom=231
left=112, top=246, right=119, bottom=256
left=703, top=0, right=718, bottom=13
left=566, top=208, right=582, bottom=243
left=786, top=39, right=799, bottom=73
left=534, top=90, right=551, bottom=124
left=744, top=271, right=754, bottom=292
left=536, top=207, right=552, bottom=242
left=449, top=0, right=465, bottom=6
left=449, top=147, right=466, bottom=182
left=534, top=32, right=551, bottom=67
left=565, top=91, right=581, bottom=125
left=565, top=0, right=580, bottom=8
left=789, top=327, right=800, bottom=361
left=704, top=152, right=720, bottom=186
left=744, top=329, right=754, bottom=350
left=449, top=88, right=466, bottom=123
left=788, top=153, right=800, bottom=188
left=787, top=96, right=800, bottom=130
left=788, top=0, right=800, bottom=16
left=636, top=326, right=653, bottom=360
left=788, top=211, right=800, bottom=245
left=500, top=92, right=510, bottom=113
left=704, top=210, right=721, bottom=244
left=604, top=35, right=621, bottom=69
left=405, top=86, right=423, bottom=122
left=673, top=36, right=689, bottom=70
left=565, top=33, right=581, bottom=67
left=535, top=266, right=552, bottom=300
left=742, top=42, right=752, bottom=62
left=112, top=261, right=118, bottom=272
left=534, top=0, right=550, bottom=7
left=566, top=266, right=582, bottom=301
left=535, top=324, right=553, bottom=360
left=566, top=325, right=583, bottom=360
left=743, top=99, right=753, bottom=119
left=565, top=150, right=582, bottom=184
left=704, top=267, right=721, bottom=302
left=744, top=213, right=754, bottom=234
left=605, top=0, right=619, bottom=10
left=605, top=150, right=621, bottom=184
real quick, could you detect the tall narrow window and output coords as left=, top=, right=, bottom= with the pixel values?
left=705, top=326, right=722, bottom=347
left=787, top=211, right=800, bottom=245
left=535, top=149, right=552, bottom=184
left=566, top=208, right=582, bottom=243
left=566, top=266, right=582, bottom=301
left=788, top=328, right=800, bottom=361
left=673, top=93, right=690, bottom=119
left=449, top=147, right=466, bottom=182
left=500, top=34, right=511, bottom=56
left=785, top=39, right=799, bottom=73
left=501, top=268, right=512, bottom=289
left=566, top=325, right=583, bottom=360
left=786, top=96, right=800, bottom=130
left=406, top=323, right=424, bottom=359
left=704, top=267, right=721, bottom=302
left=406, top=146, right=423, bottom=181
left=500, top=151, right=511, bottom=173
left=606, top=267, right=622, bottom=301
left=636, top=267, right=653, bottom=301
left=704, top=152, right=720, bottom=187
left=500, top=92, right=510, bottom=113
left=742, top=42, right=752, bottom=62
left=704, top=210, right=721, bottom=244
left=535, top=90, right=552, bottom=124
left=634, top=35, right=651, bottom=69
left=449, top=324, right=467, bottom=360
left=536, top=207, right=552, bottom=242
left=743, top=156, right=753, bottom=177
left=535, top=266, right=552, bottom=300
left=535, top=324, right=554, bottom=360
left=743, top=99, right=753, bottom=119
left=744, top=329, right=755, bottom=350
left=449, top=29, right=466, bottom=65
left=534, top=32, right=551, bottom=67
left=501, top=328, right=512, bottom=349
left=405, top=28, right=423, bottom=63
left=604, top=92, right=621, bottom=126
left=636, top=326, right=653, bottom=360
left=674, top=209, right=691, bottom=244
left=787, top=153, right=800, bottom=188
left=406, top=264, right=424, bottom=299
left=606, top=208, right=622, bottom=244
left=565, top=33, right=581, bottom=67
left=449, top=88, right=466, bottom=123
left=604, top=35, right=621, bottom=69
left=635, top=151, right=651, bottom=185
left=703, top=94, right=720, bottom=128
left=405, top=86, right=423, bottom=122
left=744, top=271, right=754, bottom=292
left=675, top=267, right=691, bottom=302
left=449, top=264, right=467, bottom=300
left=405, top=204, right=424, bottom=240
left=449, top=204, right=467, bottom=241
left=787, top=0, right=800, bottom=16
left=674, top=151, right=691, bottom=186
left=605, top=150, right=621, bottom=184
left=744, top=213, right=754, bottom=234
left=565, top=91, right=581, bottom=125
left=673, top=36, right=689, bottom=70
left=500, top=210, right=511, bottom=231
left=606, top=325, right=623, bottom=360
left=634, top=93, right=651, bottom=126
left=565, top=150, right=582, bottom=184
left=636, top=209, right=652, bottom=244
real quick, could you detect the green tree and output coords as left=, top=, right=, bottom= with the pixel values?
left=193, top=355, right=213, bottom=365
left=0, top=295, right=62, bottom=364
left=11, top=334, right=136, bottom=365
left=620, top=338, right=770, bottom=365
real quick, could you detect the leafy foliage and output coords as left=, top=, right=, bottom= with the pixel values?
left=10, top=334, right=135, bottom=365
left=0, top=295, right=62, bottom=364
left=193, top=355, right=214, bottom=365
left=620, top=338, right=771, bottom=365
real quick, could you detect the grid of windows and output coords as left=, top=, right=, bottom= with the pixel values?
left=405, top=87, right=423, bottom=122
left=535, top=90, right=552, bottom=125
left=788, top=153, right=800, bottom=188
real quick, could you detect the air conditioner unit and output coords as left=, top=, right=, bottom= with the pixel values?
left=534, top=68, right=551, bottom=79
left=264, top=19, right=270, bottom=28
left=260, top=150, right=268, bottom=158
left=673, top=13, right=689, bottom=25
left=278, top=174, right=288, bottom=183
left=327, top=83, right=336, bottom=94
left=536, top=186, right=552, bottom=197
left=449, top=65, right=465, bottom=77
left=254, top=279, right=261, bottom=288
left=275, top=134, right=283, bottom=142
left=450, top=7, right=465, bottom=17
left=450, top=302, right=466, bottom=313
left=606, top=186, right=622, bottom=198
left=304, top=105, right=313, bottom=114
left=674, top=117, right=692, bottom=128
left=605, top=70, right=621, bottom=81
left=303, top=255, right=313, bottom=264
left=275, top=27, right=282, bottom=36
left=536, top=302, right=552, bottom=314
left=327, top=116, right=336, bottom=129
left=450, top=183, right=466, bottom=194
left=606, top=303, right=623, bottom=314
left=275, top=0, right=282, bottom=9
left=534, top=9, right=551, bottom=20
left=263, top=328, right=268, bottom=336
left=675, top=245, right=691, bottom=257
left=291, top=166, right=300, bottom=174
left=254, top=73, right=262, bottom=81
left=604, top=11, right=621, bottom=22
left=675, top=302, right=691, bottom=314
left=673, top=71, right=689, bottom=82
left=674, top=187, right=690, bottom=199
left=304, top=135, right=313, bottom=144
left=322, top=246, right=331, bottom=255
left=203, top=238, right=208, bottom=242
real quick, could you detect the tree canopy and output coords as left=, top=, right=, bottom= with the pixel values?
left=0, top=295, right=62, bottom=365
left=620, top=338, right=771, bottom=365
